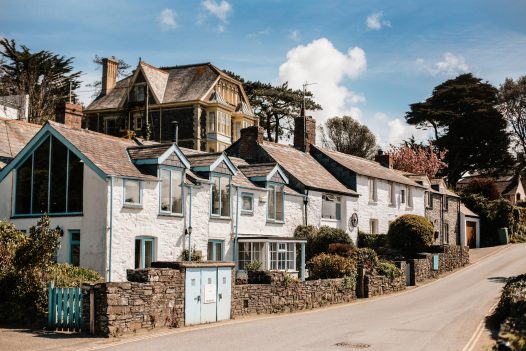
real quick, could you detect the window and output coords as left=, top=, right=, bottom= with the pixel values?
left=207, top=111, right=216, bottom=132
left=134, top=84, right=146, bottom=102
left=388, top=182, right=395, bottom=206
left=207, top=240, right=224, bottom=261
left=425, top=191, right=433, bottom=209
left=104, top=117, right=119, bottom=135
left=267, top=184, right=284, bottom=222
left=14, top=136, right=83, bottom=215
left=322, top=194, right=341, bottom=220
left=443, top=195, right=449, bottom=211
left=368, top=178, right=377, bottom=202
left=443, top=222, right=449, bottom=244
left=369, top=219, right=378, bottom=234
left=517, top=193, right=521, bottom=202
left=238, top=242, right=265, bottom=270
left=69, top=230, right=80, bottom=266
left=135, top=237, right=155, bottom=269
left=159, top=168, right=183, bottom=214
left=124, top=179, right=142, bottom=206
left=134, top=113, right=143, bottom=131
left=407, top=186, right=413, bottom=207
left=241, top=192, right=254, bottom=214
left=217, top=111, right=231, bottom=136
left=269, top=242, right=295, bottom=271
left=400, top=189, right=406, bottom=204
left=211, top=175, right=231, bottom=217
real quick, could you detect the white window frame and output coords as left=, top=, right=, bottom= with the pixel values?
left=369, top=219, right=378, bottom=234
left=322, top=193, right=342, bottom=220
left=406, top=186, right=413, bottom=208
left=388, top=182, right=395, bottom=206
left=159, top=167, right=184, bottom=215
left=210, top=174, right=231, bottom=218
left=269, top=242, right=295, bottom=271
left=368, top=178, right=377, bottom=203
left=267, top=183, right=285, bottom=223
left=123, top=178, right=142, bottom=207
left=400, top=189, right=406, bottom=204
left=241, top=192, right=254, bottom=215
left=135, top=236, right=155, bottom=269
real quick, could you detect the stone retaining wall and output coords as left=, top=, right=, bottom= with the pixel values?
left=232, top=272, right=357, bottom=317
left=410, top=245, right=469, bottom=284
left=364, top=261, right=407, bottom=297
left=82, top=268, right=185, bottom=336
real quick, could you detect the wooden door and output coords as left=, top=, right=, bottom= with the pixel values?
left=466, top=221, right=477, bottom=248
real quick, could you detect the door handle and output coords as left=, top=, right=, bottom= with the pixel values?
left=196, top=295, right=200, bottom=302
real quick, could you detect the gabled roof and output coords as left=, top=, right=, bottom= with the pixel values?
left=187, top=152, right=237, bottom=175
left=461, top=203, right=479, bottom=217
left=208, top=90, right=229, bottom=107
left=0, top=118, right=40, bottom=169
left=260, top=142, right=357, bottom=196
left=86, top=76, right=132, bottom=111
left=238, top=163, right=289, bottom=184
left=127, top=143, right=191, bottom=168
left=313, top=146, right=424, bottom=188
left=139, top=62, right=169, bottom=104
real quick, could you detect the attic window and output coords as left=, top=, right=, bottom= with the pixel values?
left=134, top=84, right=146, bottom=102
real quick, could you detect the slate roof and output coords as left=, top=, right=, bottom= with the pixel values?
left=127, top=143, right=173, bottom=160
left=237, top=163, right=277, bottom=178
left=457, top=174, right=520, bottom=196
left=228, top=157, right=260, bottom=189
left=48, top=121, right=156, bottom=180
left=430, top=178, right=459, bottom=197
left=0, top=118, right=40, bottom=168
left=140, top=62, right=169, bottom=104
left=461, top=203, right=479, bottom=217
left=313, top=146, right=424, bottom=188
left=186, top=153, right=224, bottom=168
left=230, top=157, right=298, bottom=194
left=260, top=142, right=356, bottom=196
left=86, top=76, right=132, bottom=111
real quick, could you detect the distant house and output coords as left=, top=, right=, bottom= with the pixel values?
left=0, top=94, right=29, bottom=120
left=84, top=58, right=257, bottom=153
left=457, top=174, right=526, bottom=205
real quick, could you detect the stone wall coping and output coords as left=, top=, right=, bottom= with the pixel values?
left=152, top=261, right=236, bottom=268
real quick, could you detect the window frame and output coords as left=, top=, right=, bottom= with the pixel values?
left=269, top=242, right=295, bottom=271
left=133, top=112, right=143, bottom=131
left=388, top=182, right=395, bottom=206
left=443, top=195, right=449, bottom=211
left=13, top=136, right=84, bottom=217
left=267, top=183, right=285, bottom=223
left=135, top=236, right=155, bottom=269
left=240, top=192, right=254, bottom=215
left=210, top=173, right=232, bottom=219
left=368, top=178, right=377, bottom=203
left=123, top=178, right=143, bottom=208
left=406, top=186, right=413, bottom=208
left=207, top=239, right=224, bottom=261
left=158, top=166, right=184, bottom=216
left=369, top=219, right=378, bottom=234
left=322, top=193, right=342, bottom=220
left=69, top=229, right=80, bottom=266
left=134, top=83, right=146, bottom=102
left=443, top=222, right=449, bottom=244
left=400, top=189, right=406, bottom=204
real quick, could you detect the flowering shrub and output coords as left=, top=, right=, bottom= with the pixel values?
left=389, top=141, right=447, bottom=178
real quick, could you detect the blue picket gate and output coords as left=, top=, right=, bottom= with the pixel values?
left=47, top=282, right=83, bottom=330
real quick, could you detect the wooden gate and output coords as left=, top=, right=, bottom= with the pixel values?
left=47, top=282, right=83, bottom=330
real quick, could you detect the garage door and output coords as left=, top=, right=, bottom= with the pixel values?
left=466, top=221, right=477, bottom=248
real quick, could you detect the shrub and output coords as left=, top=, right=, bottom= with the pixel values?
left=357, top=232, right=388, bottom=250
left=308, top=253, right=355, bottom=279
left=310, top=226, right=354, bottom=258
left=327, top=243, right=354, bottom=257
left=460, top=178, right=501, bottom=200
left=376, top=261, right=402, bottom=279
left=387, top=215, right=434, bottom=257
left=244, top=260, right=262, bottom=271
left=294, top=225, right=319, bottom=260
left=349, top=248, right=379, bottom=271
left=49, top=264, right=103, bottom=288
left=181, top=248, right=203, bottom=262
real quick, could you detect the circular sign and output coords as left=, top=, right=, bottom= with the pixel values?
left=348, top=212, right=359, bottom=230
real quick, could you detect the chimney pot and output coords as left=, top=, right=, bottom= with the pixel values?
left=375, top=151, right=393, bottom=169
left=101, top=57, right=118, bottom=96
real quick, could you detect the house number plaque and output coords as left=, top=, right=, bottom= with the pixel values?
left=349, top=213, right=359, bottom=230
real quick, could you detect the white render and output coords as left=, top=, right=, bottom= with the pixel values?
left=355, top=174, right=425, bottom=235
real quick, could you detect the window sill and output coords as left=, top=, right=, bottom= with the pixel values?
left=11, top=213, right=83, bottom=219
left=241, top=211, right=254, bottom=216
left=158, top=212, right=184, bottom=218
left=210, top=216, right=232, bottom=221
left=368, top=201, right=378, bottom=205
left=123, top=203, right=143, bottom=209
left=388, top=203, right=396, bottom=208
left=266, top=220, right=285, bottom=224
left=321, top=218, right=341, bottom=222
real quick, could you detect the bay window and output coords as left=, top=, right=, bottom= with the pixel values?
left=238, top=242, right=265, bottom=270
left=159, top=167, right=183, bottom=214
left=211, top=175, right=231, bottom=217
left=267, top=184, right=284, bottom=222
left=322, top=193, right=341, bottom=220
left=15, top=136, right=83, bottom=216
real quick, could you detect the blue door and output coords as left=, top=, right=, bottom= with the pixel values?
left=185, top=268, right=202, bottom=326
left=216, top=267, right=231, bottom=321
left=200, top=268, right=217, bottom=323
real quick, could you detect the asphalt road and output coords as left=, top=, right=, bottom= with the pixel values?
left=92, top=244, right=526, bottom=351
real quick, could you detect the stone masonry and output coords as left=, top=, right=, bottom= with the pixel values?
left=410, top=245, right=469, bottom=284
left=364, top=261, right=407, bottom=298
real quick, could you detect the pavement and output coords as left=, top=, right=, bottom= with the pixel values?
left=0, top=244, right=519, bottom=351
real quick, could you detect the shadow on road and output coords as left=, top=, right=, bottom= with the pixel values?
left=487, top=276, right=509, bottom=284
left=0, top=324, right=98, bottom=340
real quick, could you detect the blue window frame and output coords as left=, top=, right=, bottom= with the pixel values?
left=159, top=167, right=184, bottom=215
left=69, top=230, right=80, bottom=266
left=240, top=192, right=254, bottom=214
left=123, top=179, right=142, bottom=207
left=210, top=174, right=231, bottom=218
left=207, top=240, right=224, bottom=261
left=135, top=237, right=155, bottom=268
left=267, top=183, right=284, bottom=222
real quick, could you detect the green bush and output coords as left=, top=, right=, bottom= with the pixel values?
left=244, top=260, right=262, bottom=271
left=182, top=248, right=203, bottom=262
left=357, top=232, right=388, bottom=250
left=308, top=253, right=356, bottom=279
left=349, top=248, right=379, bottom=271
left=376, top=261, right=402, bottom=279
left=311, top=226, right=354, bottom=258
left=49, top=264, right=103, bottom=288
left=387, top=215, right=434, bottom=257
left=294, top=225, right=318, bottom=259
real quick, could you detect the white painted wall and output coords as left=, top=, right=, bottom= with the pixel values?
left=355, top=175, right=425, bottom=235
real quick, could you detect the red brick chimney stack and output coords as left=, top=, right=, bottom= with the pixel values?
left=375, top=149, right=393, bottom=169
left=239, top=126, right=264, bottom=161
left=294, top=115, right=316, bottom=153
left=55, top=102, right=83, bottom=129
left=101, top=57, right=118, bottom=96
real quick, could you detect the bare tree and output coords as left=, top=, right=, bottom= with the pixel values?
left=87, top=55, right=131, bottom=98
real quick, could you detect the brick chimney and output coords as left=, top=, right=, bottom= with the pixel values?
left=294, top=115, right=316, bottom=152
left=239, top=126, right=264, bottom=161
left=101, top=57, right=118, bottom=96
left=375, top=149, right=393, bottom=168
left=55, top=102, right=83, bottom=129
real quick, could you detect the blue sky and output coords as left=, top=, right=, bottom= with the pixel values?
left=1, top=0, right=525, bottom=146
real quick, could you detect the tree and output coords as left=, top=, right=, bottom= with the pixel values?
left=405, top=73, right=514, bottom=186
left=0, top=38, right=82, bottom=124
left=319, top=116, right=378, bottom=159
left=499, top=76, right=526, bottom=155
left=389, top=140, right=447, bottom=178
left=223, top=70, right=321, bottom=142
left=460, top=178, right=501, bottom=200
left=87, top=55, right=131, bottom=98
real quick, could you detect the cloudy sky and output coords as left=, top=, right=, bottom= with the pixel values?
left=1, top=0, right=525, bottom=146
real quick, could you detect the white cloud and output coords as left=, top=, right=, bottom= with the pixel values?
left=217, top=24, right=225, bottom=33
left=289, top=30, right=300, bottom=41
left=278, top=38, right=367, bottom=126
left=386, top=118, right=429, bottom=146
left=159, top=9, right=177, bottom=31
left=366, top=11, right=391, bottom=30
left=417, top=52, right=470, bottom=76
left=202, top=0, right=232, bottom=22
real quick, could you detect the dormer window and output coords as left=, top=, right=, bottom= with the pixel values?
left=267, top=184, right=284, bottom=222
left=159, top=167, right=183, bottom=215
left=211, top=174, right=231, bottom=218
left=134, top=84, right=146, bottom=102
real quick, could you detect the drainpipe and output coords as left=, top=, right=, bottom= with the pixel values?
left=303, top=189, right=309, bottom=225
left=188, top=186, right=193, bottom=262
left=108, top=176, right=114, bottom=282
left=234, top=185, right=240, bottom=267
